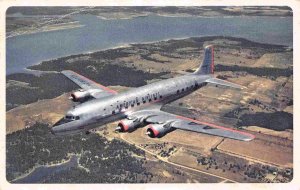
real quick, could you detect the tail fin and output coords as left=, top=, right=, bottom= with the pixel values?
left=194, top=45, right=214, bottom=75
left=194, top=45, right=246, bottom=90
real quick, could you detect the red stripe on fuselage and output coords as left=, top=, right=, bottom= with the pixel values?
left=175, top=115, right=255, bottom=139
left=68, top=70, right=118, bottom=94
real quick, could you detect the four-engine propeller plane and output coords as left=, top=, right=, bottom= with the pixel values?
left=51, top=45, right=255, bottom=141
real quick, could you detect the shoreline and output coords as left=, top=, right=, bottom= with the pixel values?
left=21, top=35, right=288, bottom=74
left=13, top=43, right=133, bottom=75
left=96, top=13, right=149, bottom=20
left=96, top=13, right=242, bottom=20
left=7, top=38, right=177, bottom=75
left=5, top=37, right=175, bottom=74
left=6, top=35, right=289, bottom=76
left=22, top=68, right=60, bottom=76
left=6, top=21, right=84, bottom=39
left=7, top=13, right=291, bottom=39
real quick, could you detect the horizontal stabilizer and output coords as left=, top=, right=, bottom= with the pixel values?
left=205, top=78, right=246, bottom=89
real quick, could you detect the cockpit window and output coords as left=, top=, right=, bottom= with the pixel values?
left=66, top=115, right=72, bottom=119
left=53, top=114, right=80, bottom=127
left=65, top=115, right=80, bottom=120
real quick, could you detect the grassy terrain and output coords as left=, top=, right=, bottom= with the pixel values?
left=7, top=123, right=146, bottom=183
left=6, top=36, right=293, bottom=183
left=6, top=73, right=77, bottom=110
left=7, top=123, right=221, bottom=183
left=237, top=111, right=293, bottom=131
left=215, top=65, right=292, bottom=79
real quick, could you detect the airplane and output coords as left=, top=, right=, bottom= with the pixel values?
left=51, top=45, right=255, bottom=141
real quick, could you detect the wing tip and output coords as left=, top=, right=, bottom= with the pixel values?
left=241, top=134, right=255, bottom=141
left=242, top=137, right=254, bottom=141
left=61, top=70, right=73, bottom=74
left=241, top=85, right=248, bottom=90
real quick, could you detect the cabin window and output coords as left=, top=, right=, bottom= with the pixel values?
left=182, top=88, right=184, bottom=92
left=160, top=95, right=163, bottom=99
left=137, top=102, right=140, bottom=106
left=143, top=100, right=146, bottom=104
left=131, top=104, right=134, bottom=107
left=75, top=116, right=80, bottom=120
left=154, top=97, right=157, bottom=100
left=112, top=110, right=115, bottom=114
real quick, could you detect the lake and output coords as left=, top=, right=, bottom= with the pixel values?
left=6, top=14, right=293, bottom=75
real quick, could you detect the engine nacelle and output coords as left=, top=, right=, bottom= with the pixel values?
left=116, top=119, right=141, bottom=132
left=146, top=124, right=171, bottom=138
left=70, top=90, right=91, bottom=102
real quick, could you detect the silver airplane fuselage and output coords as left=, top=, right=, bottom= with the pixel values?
left=51, top=74, right=210, bottom=134
left=51, top=45, right=254, bottom=141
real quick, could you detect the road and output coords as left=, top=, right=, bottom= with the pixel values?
left=119, top=133, right=238, bottom=183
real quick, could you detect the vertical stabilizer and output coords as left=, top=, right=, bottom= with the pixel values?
left=194, top=45, right=214, bottom=75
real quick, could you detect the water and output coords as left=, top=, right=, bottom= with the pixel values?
left=12, top=155, right=78, bottom=183
left=6, top=14, right=292, bottom=75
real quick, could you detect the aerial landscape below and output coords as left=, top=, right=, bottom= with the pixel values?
left=6, top=6, right=293, bottom=183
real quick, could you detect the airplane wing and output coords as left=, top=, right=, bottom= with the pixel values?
left=129, top=110, right=254, bottom=141
left=61, top=70, right=117, bottom=99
